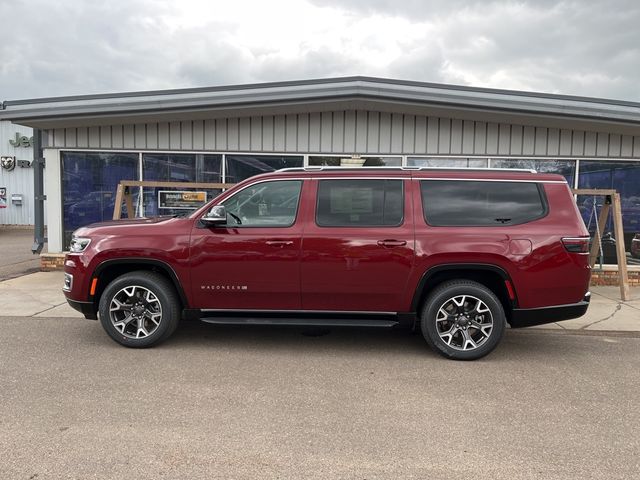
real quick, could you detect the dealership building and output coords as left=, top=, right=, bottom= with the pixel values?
left=1, top=77, right=639, bottom=267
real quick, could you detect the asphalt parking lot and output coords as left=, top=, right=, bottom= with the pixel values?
left=1, top=317, right=639, bottom=479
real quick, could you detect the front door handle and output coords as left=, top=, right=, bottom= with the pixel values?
left=266, top=240, right=294, bottom=247
left=377, top=239, right=407, bottom=247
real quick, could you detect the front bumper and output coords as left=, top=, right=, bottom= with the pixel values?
left=66, top=298, right=98, bottom=320
left=510, top=292, right=591, bottom=328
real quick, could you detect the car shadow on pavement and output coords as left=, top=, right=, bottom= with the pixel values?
left=155, top=319, right=592, bottom=361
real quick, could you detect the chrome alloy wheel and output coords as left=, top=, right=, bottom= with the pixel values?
left=109, top=285, right=163, bottom=339
left=435, top=295, right=494, bottom=351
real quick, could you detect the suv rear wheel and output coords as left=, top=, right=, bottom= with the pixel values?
left=421, top=280, right=506, bottom=360
left=98, top=271, right=180, bottom=348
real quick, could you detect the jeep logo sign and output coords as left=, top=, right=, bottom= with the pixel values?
left=8, top=133, right=33, bottom=148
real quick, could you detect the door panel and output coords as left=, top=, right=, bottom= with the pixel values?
left=301, top=178, right=415, bottom=312
left=189, top=179, right=306, bottom=309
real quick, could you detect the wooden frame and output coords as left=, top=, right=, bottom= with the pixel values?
left=113, top=180, right=235, bottom=220
left=572, top=188, right=630, bottom=301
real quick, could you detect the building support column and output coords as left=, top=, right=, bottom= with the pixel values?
left=43, top=148, right=62, bottom=253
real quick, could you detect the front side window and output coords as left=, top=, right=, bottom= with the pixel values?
left=316, top=179, right=404, bottom=227
left=221, top=180, right=302, bottom=227
left=420, top=180, right=546, bottom=226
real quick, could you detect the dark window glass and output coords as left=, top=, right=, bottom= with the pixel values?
left=142, top=153, right=222, bottom=216
left=407, top=158, right=488, bottom=168
left=225, top=155, right=303, bottom=183
left=62, top=152, right=139, bottom=248
left=309, top=156, right=401, bottom=167
left=316, top=179, right=403, bottom=227
left=420, top=180, right=546, bottom=226
left=221, top=180, right=302, bottom=227
left=577, top=161, right=640, bottom=265
left=490, top=159, right=575, bottom=186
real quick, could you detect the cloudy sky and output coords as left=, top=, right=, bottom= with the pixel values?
left=1, top=0, right=639, bottom=101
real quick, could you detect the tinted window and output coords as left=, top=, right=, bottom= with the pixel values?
left=221, top=180, right=302, bottom=227
left=316, top=179, right=403, bottom=227
left=420, top=180, right=546, bottom=226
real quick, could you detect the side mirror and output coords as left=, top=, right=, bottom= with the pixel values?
left=201, top=205, right=227, bottom=226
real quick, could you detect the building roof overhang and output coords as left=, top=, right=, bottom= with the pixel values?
left=2, top=76, right=640, bottom=134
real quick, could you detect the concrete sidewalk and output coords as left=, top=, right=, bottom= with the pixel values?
left=0, top=271, right=639, bottom=333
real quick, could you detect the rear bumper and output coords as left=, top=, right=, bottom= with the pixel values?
left=510, top=292, right=590, bottom=328
left=66, top=298, right=98, bottom=320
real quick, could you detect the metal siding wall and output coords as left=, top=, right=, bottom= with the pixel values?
left=297, top=115, right=309, bottom=152
left=438, top=118, right=451, bottom=154
left=462, top=120, right=474, bottom=155
left=0, top=121, right=37, bottom=225
left=403, top=115, right=415, bottom=154
left=329, top=112, right=340, bottom=153
left=25, top=111, right=640, bottom=159
left=147, top=123, right=159, bottom=150
left=239, top=117, right=251, bottom=151
left=356, top=111, right=369, bottom=153
left=474, top=121, right=486, bottom=155
left=426, top=117, right=439, bottom=154
left=181, top=121, right=193, bottom=151
left=547, top=128, right=560, bottom=156
left=273, top=115, right=285, bottom=152
left=414, top=115, right=427, bottom=154
left=450, top=119, right=463, bottom=155
left=378, top=113, right=391, bottom=154
left=227, top=118, right=239, bottom=151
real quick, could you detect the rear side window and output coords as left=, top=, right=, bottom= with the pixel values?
left=420, top=180, right=547, bottom=226
left=316, top=179, right=403, bottom=227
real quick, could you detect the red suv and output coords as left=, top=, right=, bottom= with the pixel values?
left=63, top=167, right=591, bottom=360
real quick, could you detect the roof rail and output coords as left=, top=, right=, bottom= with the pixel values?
left=277, top=166, right=537, bottom=173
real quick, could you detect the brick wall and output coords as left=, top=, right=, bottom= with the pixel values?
left=40, top=253, right=65, bottom=271
left=590, top=268, right=640, bottom=286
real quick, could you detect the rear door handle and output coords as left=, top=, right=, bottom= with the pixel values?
left=377, top=239, right=407, bottom=247
left=266, top=240, right=294, bottom=247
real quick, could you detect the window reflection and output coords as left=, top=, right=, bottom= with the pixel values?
left=490, top=159, right=575, bottom=186
left=309, top=156, right=401, bottom=167
left=142, top=154, right=222, bottom=216
left=578, top=161, right=640, bottom=265
left=225, top=155, right=303, bottom=183
left=62, top=152, right=139, bottom=248
left=407, top=158, right=488, bottom=168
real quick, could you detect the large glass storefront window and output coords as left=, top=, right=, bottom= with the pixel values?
left=407, top=158, right=488, bottom=168
left=142, top=153, right=222, bottom=216
left=489, top=159, right=576, bottom=186
left=62, top=152, right=139, bottom=248
left=577, top=161, right=640, bottom=265
left=309, top=156, right=401, bottom=167
left=225, top=155, right=303, bottom=183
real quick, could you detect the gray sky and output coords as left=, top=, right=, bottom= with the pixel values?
left=1, top=0, right=639, bottom=101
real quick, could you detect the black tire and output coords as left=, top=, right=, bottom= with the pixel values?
left=98, top=271, right=180, bottom=348
left=420, top=280, right=506, bottom=360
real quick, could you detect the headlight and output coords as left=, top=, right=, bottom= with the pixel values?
left=69, top=237, right=91, bottom=253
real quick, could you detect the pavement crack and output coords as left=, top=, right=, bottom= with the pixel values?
left=581, top=303, right=623, bottom=329
left=31, top=302, right=67, bottom=317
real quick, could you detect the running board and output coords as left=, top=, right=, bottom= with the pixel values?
left=200, top=315, right=399, bottom=328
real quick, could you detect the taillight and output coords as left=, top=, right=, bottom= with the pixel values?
left=562, top=237, right=590, bottom=254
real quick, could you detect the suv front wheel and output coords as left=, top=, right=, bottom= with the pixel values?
left=421, top=280, right=506, bottom=360
left=98, top=271, right=180, bottom=348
